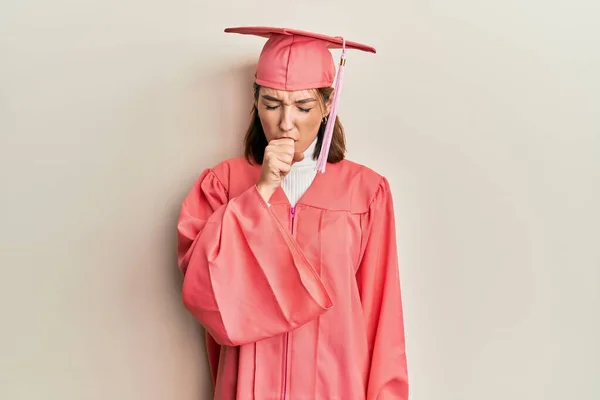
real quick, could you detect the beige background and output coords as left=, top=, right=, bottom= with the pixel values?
left=1, top=1, right=599, bottom=399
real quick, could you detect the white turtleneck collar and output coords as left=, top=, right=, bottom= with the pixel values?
left=282, top=137, right=319, bottom=206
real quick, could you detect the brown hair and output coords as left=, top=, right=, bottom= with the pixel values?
left=243, top=83, right=346, bottom=164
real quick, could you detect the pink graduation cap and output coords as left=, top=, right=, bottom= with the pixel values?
left=224, top=26, right=376, bottom=173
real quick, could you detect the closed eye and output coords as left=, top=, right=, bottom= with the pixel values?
left=261, top=94, right=316, bottom=113
left=264, top=104, right=311, bottom=113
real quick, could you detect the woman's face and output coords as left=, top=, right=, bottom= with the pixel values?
left=257, top=86, right=332, bottom=154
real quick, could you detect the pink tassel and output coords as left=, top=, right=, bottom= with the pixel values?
left=316, top=38, right=347, bottom=173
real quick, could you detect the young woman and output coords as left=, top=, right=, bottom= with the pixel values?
left=177, top=26, right=409, bottom=400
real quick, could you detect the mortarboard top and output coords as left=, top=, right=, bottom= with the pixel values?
left=224, top=26, right=376, bottom=173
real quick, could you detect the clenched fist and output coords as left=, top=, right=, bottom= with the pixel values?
left=256, top=138, right=304, bottom=202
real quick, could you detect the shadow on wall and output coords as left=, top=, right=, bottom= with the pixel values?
left=216, top=59, right=258, bottom=161
left=167, top=59, right=258, bottom=398
left=197, top=59, right=258, bottom=167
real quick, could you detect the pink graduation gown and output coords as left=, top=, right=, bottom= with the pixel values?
left=177, top=156, right=409, bottom=399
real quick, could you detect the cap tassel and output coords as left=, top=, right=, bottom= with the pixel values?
left=316, top=38, right=347, bottom=173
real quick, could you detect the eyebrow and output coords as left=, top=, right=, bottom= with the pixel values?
left=261, top=95, right=316, bottom=104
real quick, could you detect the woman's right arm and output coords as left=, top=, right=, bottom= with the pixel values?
left=177, top=168, right=332, bottom=347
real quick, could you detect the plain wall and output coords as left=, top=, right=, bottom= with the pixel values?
left=1, top=1, right=598, bottom=399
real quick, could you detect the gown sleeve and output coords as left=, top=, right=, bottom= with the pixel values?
left=357, top=177, right=409, bottom=400
left=177, top=169, right=333, bottom=347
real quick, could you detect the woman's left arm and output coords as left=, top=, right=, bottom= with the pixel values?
left=356, top=176, right=409, bottom=400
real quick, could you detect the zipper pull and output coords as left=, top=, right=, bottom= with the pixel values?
left=290, top=206, right=296, bottom=234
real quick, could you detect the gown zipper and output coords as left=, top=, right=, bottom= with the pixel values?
left=282, top=206, right=295, bottom=400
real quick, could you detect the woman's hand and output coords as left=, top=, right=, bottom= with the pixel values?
left=256, top=138, right=304, bottom=203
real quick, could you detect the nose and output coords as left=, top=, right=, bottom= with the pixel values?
left=278, top=106, right=295, bottom=137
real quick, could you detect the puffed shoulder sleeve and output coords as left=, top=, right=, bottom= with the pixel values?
left=356, top=177, right=409, bottom=399
left=177, top=169, right=332, bottom=347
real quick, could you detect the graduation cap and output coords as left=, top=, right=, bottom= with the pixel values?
left=224, top=26, right=376, bottom=173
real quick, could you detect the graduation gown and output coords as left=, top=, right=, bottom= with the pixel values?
left=177, top=156, right=409, bottom=399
